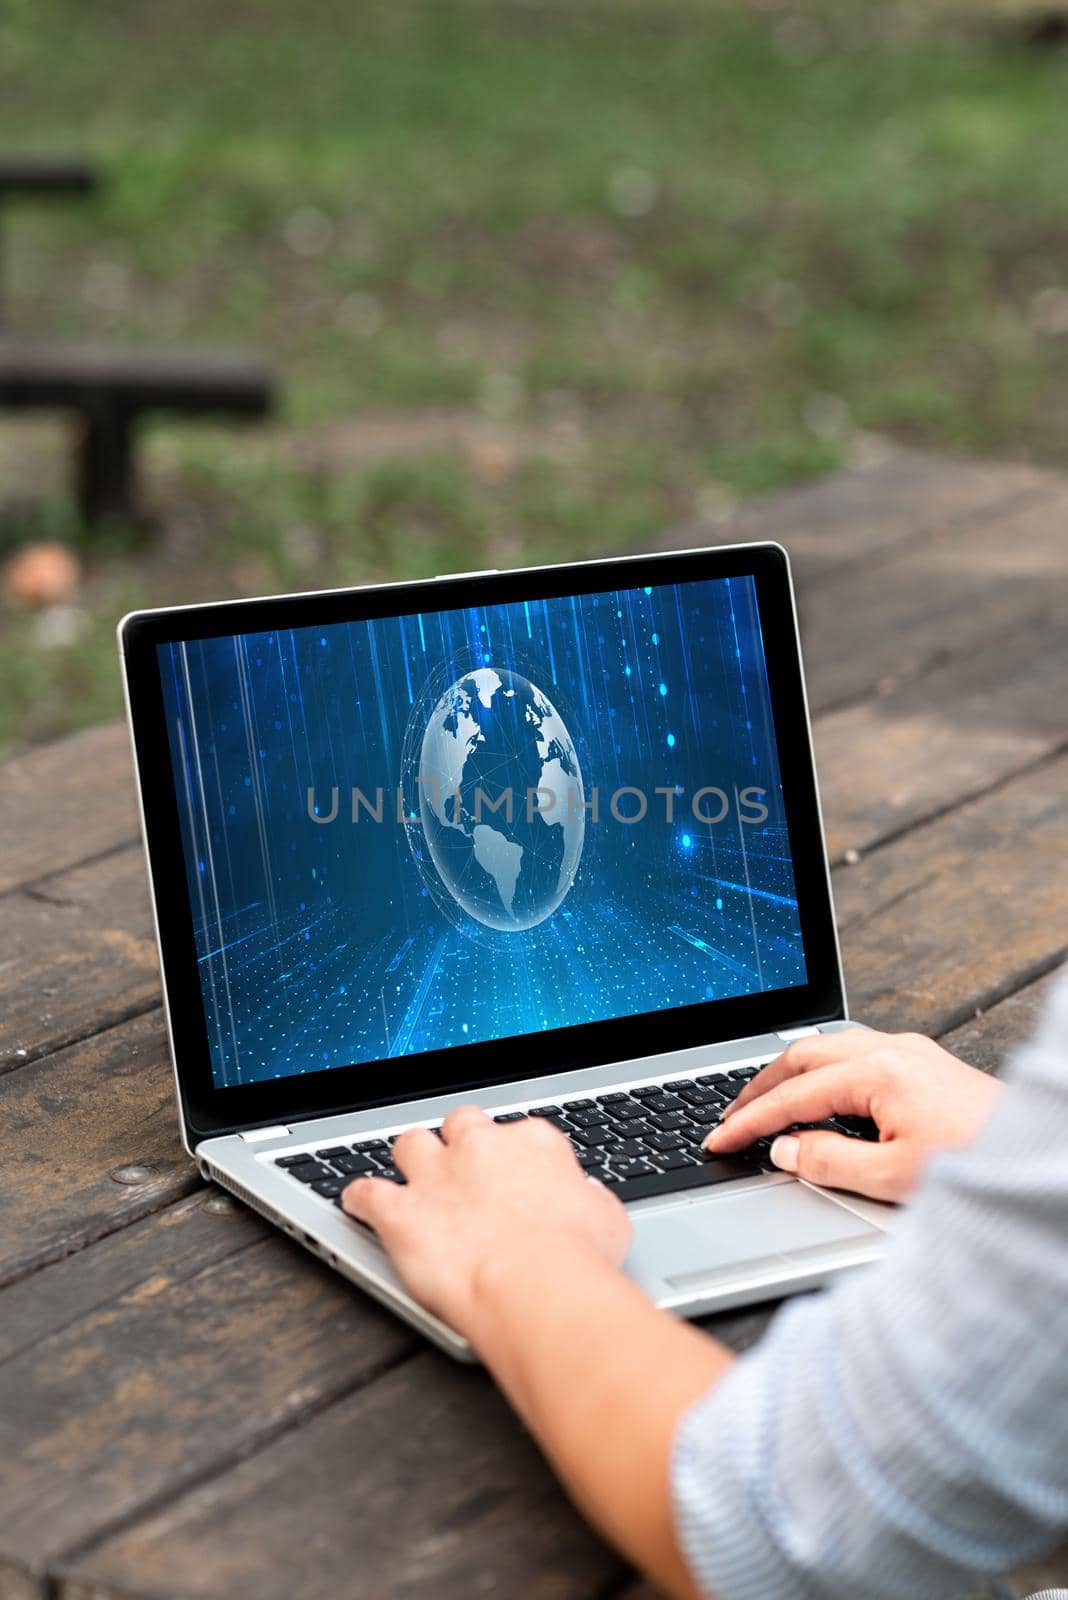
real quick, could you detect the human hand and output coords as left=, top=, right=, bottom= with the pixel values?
left=341, top=1107, right=633, bottom=1343
left=703, top=1028, right=1003, bottom=1203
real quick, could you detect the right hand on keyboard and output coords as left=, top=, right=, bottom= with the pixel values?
left=703, top=1028, right=1003, bottom=1203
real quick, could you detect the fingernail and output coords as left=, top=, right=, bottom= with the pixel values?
left=702, top=1127, right=723, bottom=1150
left=770, top=1135, right=800, bottom=1173
left=720, top=1101, right=738, bottom=1119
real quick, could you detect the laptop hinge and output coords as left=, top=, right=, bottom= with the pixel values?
left=239, top=1125, right=291, bottom=1143
left=776, top=1026, right=821, bottom=1042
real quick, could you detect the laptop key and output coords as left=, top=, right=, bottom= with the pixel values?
left=728, top=1066, right=760, bottom=1081
left=655, top=1149, right=699, bottom=1171
left=644, top=1093, right=686, bottom=1113
left=332, top=1153, right=377, bottom=1176
left=316, top=1146, right=351, bottom=1161
left=679, top=1085, right=723, bottom=1106
left=312, top=1176, right=347, bottom=1198
left=604, top=1098, right=645, bottom=1121
left=644, top=1130, right=687, bottom=1153
left=567, top=1107, right=609, bottom=1128
left=649, top=1111, right=690, bottom=1132
left=596, top=1092, right=630, bottom=1104
left=493, top=1112, right=527, bottom=1123
left=564, top=1099, right=596, bottom=1112
left=352, top=1138, right=388, bottom=1152
left=572, top=1125, right=616, bottom=1147
left=287, top=1161, right=334, bottom=1184
left=611, top=1160, right=658, bottom=1181
left=664, top=1079, right=697, bottom=1092
left=684, top=1104, right=722, bottom=1127
left=615, top=1156, right=762, bottom=1202
left=528, top=1105, right=561, bottom=1117
left=274, top=1152, right=313, bottom=1168
left=613, top=1118, right=652, bottom=1139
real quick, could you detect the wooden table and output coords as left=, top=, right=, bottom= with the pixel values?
left=2, top=449, right=1067, bottom=1600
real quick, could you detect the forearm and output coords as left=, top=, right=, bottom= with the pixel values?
left=470, top=1234, right=733, bottom=1599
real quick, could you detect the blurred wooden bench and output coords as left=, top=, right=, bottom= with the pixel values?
left=0, top=154, right=276, bottom=523
left=0, top=155, right=98, bottom=200
left=0, top=340, right=274, bottom=522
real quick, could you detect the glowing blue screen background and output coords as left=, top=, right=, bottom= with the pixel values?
left=159, top=576, right=807, bottom=1088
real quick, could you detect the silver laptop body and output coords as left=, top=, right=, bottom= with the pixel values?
left=120, top=542, right=893, bottom=1362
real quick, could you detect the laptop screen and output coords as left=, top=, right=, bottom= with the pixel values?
left=158, top=574, right=806, bottom=1091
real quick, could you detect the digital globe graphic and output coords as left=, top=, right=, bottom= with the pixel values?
left=414, top=667, right=585, bottom=932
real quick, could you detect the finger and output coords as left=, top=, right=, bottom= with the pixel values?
left=391, top=1125, right=445, bottom=1178
left=767, top=1129, right=898, bottom=1201
left=341, top=1174, right=406, bottom=1227
left=705, top=1061, right=877, bottom=1152
left=728, top=1028, right=885, bottom=1116
left=441, top=1105, right=494, bottom=1145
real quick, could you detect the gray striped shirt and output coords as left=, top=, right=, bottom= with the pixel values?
left=672, top=972, right=1068, bottom=1600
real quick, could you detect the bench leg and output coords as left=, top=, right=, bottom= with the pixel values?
left=76, top=406, right=136, bottom=524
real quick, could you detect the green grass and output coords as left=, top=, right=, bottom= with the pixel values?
left=2, top=0, right=1068, bottom=752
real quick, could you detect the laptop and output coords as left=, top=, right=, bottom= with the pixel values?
left=119, top=540, right=893, bottom=1361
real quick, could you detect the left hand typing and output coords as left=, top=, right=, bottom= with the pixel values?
left=341, top=1105, right=633, bottom=1344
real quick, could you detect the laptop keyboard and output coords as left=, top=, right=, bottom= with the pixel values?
left=271, top=1067, right=879, bottom=1210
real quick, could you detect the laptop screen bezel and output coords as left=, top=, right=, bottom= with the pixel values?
left=121, top=541, right=844, bottom=1147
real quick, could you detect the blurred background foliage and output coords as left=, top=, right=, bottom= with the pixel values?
left=1, top=0, right=1067, bottom=754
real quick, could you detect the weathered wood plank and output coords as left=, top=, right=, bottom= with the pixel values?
left=0, top=1190, right=264, bottom=1367
left=0, top=846, right=158, bottom=1070
left=816, top=602, right=1068, bottom=860
left=835, top=750, right=1068, bottom=1035
left=58, top=1352, right=626, bottom=1600
left=0, top=1010, right=194, bottom=1287
left=0, top=723, right=137, bottom=895
left=0, top=1202, right=415, bottom=1593
left=665, top=449, right=1049, bottom=580
left=939, top=966, right=1060, bottom=1076
left=798, top=479, right=1068, bottom=714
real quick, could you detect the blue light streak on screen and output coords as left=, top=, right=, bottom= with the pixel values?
left=159, top=576, right=806, bottom=1087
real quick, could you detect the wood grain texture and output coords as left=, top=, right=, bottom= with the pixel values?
left=940, top=967, right=1061, bottom=1076
left=0, top=1189, right=265, bottom=1367
left=659, top=449, right=1050, bottom=581
left=0, top=1199, right=414, bottom=1591
left=0, top=722, right=137, bottom=894
left=835, top=750, right=1068, bottom=1034
left=0, top=845, right=157, bottom=1069
left=797, top=477, right=1068, bottom=714
left=816, top=601, right=1068, bottom=859
left=0, top=1010, right=194, bottom=1287
left=57, top=1352, right=626, bottom=1600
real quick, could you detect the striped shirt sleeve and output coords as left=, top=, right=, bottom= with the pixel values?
left=671, top=971, right=1068, bottom=1600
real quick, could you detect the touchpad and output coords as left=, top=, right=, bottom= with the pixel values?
left=625, top=1182, right=884, bottom=1299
